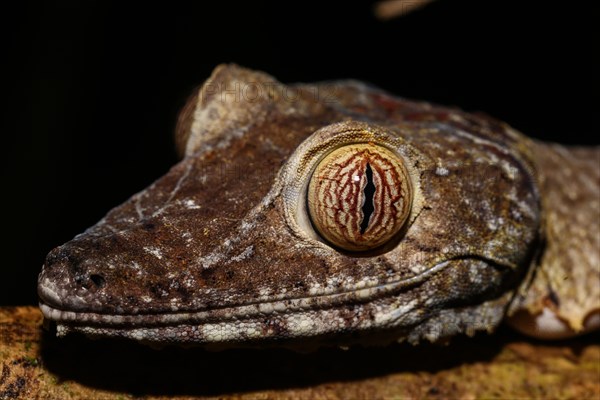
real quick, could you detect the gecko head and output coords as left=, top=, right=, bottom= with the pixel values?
left=38, top=65, right=541, bottom=348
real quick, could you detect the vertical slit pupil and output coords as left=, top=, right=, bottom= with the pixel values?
left=360, top=163, right=375, bottom=234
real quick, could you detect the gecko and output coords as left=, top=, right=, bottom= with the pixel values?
left=38, top=64, right=600, bottom=348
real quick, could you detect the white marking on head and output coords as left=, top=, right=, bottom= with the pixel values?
left=435, top=166, right=449, bottom=176
left=143, top=246, right=163, bottom=260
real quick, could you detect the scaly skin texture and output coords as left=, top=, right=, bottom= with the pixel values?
left=508, top=143, right=600, bottom=338
left=37, top=64, right=599, bottom=347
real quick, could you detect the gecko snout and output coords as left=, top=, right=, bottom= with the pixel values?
left=38, top=243, right=110, bottom=311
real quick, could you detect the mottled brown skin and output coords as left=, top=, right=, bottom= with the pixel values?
left=37, top=65, right=599, bottom=347
left=508, top=143, right=600, bottom=337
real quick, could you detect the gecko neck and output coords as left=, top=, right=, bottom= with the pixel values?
left=509, top=141, right=600, bottom=337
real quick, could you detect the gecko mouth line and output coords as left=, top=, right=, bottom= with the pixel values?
left=38, top=273, right=430, bottom=328
left=38, top=256, right=508, bottom=329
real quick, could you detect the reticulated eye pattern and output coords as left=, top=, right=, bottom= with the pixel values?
left=307, top=143, right=412, bottom=251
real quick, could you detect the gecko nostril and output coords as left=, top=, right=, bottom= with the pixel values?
left=89, top=274, right=106, bottom=288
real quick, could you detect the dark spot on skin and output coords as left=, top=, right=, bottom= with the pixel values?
left=203, top=299, right=216, bottom=308
left=360, top=163, right=376, bottom=235
left=200, top=269, right=217, bottom=285
left=256, top=213, right=267, bottom=221
left=142, top=220, right=156, bottom=231
left=366, top=306, right=377, bottom=321
left=264, top=318, right=288, bottom=336
left=339, top=306, right=359, bottom=326
left=149, top=283, right=170, bottom=299
left=89, top=274, right=106, bottom=288
left=319, top=259, right=330, bottom=271
left=175, top=286, right=191, bottom=303
left=544, top=287, right=561, bottom=308
left=74, top=274, right=87, bottom=287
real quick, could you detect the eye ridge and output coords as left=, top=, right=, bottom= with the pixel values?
left=359, top=162, right=375, bottom=235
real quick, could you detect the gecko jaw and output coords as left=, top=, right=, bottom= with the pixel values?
left=37, top=255, right=518, bottom=346
left=38, top=296, right=417, bottom=346
left=38, top=259, right=461, bottom=345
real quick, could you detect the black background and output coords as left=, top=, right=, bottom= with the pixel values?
left=2, top=1, right=598, bottom=306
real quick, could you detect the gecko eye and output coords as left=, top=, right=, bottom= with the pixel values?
left=307, top=143, right=412, bottom=251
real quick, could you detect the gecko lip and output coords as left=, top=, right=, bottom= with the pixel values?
left=38, top=259, right=457, bottom=319
left=39, top=261, right=449, bottom=325
left=34, top=254, right=516, bottom=346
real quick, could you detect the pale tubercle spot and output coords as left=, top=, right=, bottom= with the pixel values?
left=507, top=307, right=600, bottom=340
left=144, top=246, right=163, bottom=260
left=435, top=166, right=449, bottom=176
left=183, top=198, right=201, bottom=210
